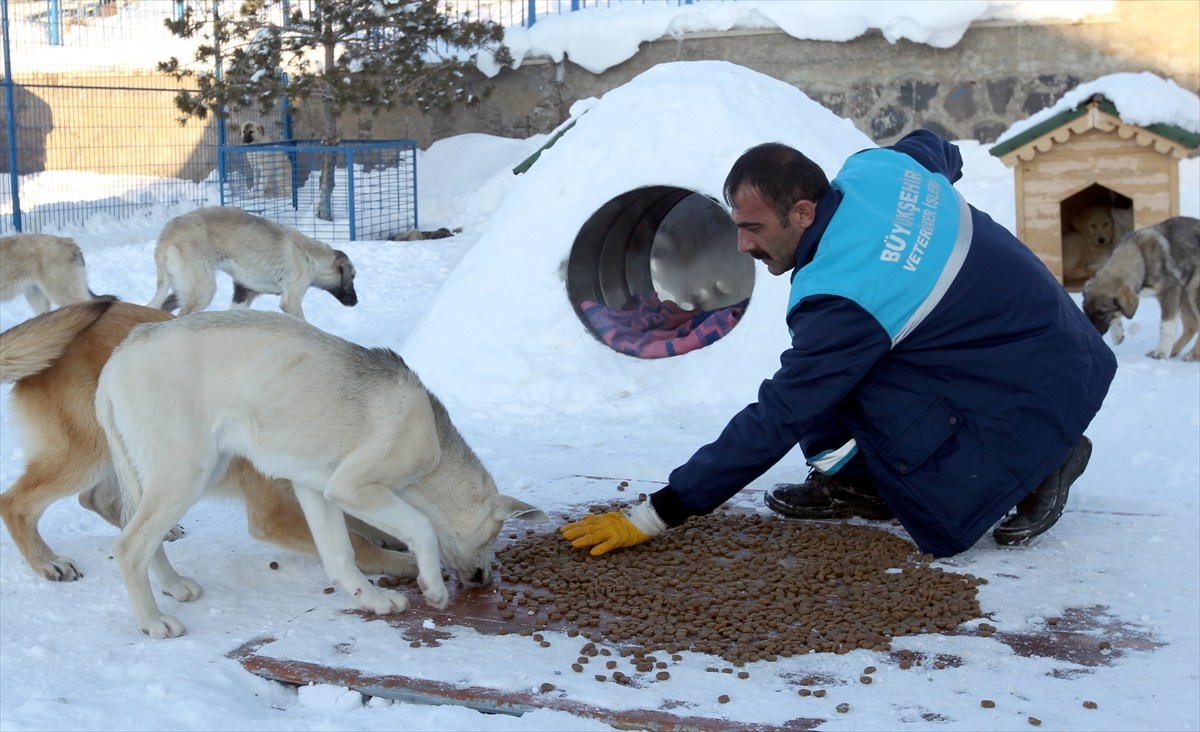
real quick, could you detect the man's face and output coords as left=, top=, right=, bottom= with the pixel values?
left=729, top=187, right=814, bottom=276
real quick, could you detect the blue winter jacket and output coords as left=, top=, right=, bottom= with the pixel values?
left=651, top=130, right=1117, bottom=557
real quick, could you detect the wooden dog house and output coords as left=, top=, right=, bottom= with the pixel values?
left=990, top=94, right=1198, bottom=288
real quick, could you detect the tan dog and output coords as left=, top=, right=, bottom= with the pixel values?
left=0, top=234, right=102, bottom=314
left=0, top=299, right=417, bottom=582
left=1082, top=215, right=1200, bottom=361
left=241, top=122, right=293, bottom=200
left=96, top=309, right=546, bottom=638
left=146, top=206, right=357, bottom=320
left=1063, top=206, right=1117, bottom=282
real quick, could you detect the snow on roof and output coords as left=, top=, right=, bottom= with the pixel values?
left=993, top=71, right=1200, bottom=148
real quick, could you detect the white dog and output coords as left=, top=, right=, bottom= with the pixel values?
left=241, top=122, right=293, bottom=200
left=0, top=234, right=101, bottom=314
left=96, top=309, right=546, bottom=638
left=146, top=206, right=357, bottom=320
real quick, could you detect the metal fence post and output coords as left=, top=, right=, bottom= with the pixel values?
left=346, top=146, right=357, bottom=241
left=527, top=0, right=537, bottom=27
left=2, top=0, right=21, bottom=231
left=47, top=0, right=62, bottom=46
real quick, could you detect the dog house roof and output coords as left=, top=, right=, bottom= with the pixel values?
left=989, top=94, right=1200, bottom=163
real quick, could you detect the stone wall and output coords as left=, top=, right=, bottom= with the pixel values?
left=323, top=0, right=1199, bottom=149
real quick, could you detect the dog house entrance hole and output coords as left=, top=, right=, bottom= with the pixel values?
left=1059, top=184, right=1133, bottom=289
left=566, top=186, right=754, bottom=358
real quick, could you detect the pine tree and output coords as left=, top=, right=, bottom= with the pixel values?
left=158, top=0, right=511, bottom=220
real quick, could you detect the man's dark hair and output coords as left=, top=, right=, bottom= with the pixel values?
left=723, top=143, right=831, bottom=226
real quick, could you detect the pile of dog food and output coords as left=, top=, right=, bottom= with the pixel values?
left=494, top=506, right=986, bottom=664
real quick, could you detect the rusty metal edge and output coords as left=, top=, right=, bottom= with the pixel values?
left=227, top=635, right=822, bottom=732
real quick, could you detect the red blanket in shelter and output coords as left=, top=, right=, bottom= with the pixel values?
left=580, top=293, right=748, bottom=358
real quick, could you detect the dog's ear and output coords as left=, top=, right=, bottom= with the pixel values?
left=335, top=250, right=356, bottom=282
left=494, top=495, right=549, bottom=523
left=1116, top=284, right=1140, bottom=319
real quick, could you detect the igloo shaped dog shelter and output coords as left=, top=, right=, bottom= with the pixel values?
left=405, top=62, right=873, bottom=417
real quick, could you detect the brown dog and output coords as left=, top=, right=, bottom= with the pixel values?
left=0, top=299, right=415, bottom=581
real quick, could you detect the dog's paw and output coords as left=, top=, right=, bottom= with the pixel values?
left=163, top=524, right=186, bottom=542
left=160, top=576, right=203, bottom=603
left=353, top=586, right=410, bottom=615
left=1147, top=349, right=1169, bottom=359
left=37, top=556, right=83, bottom=582
left=417, top=575, right=450, bottom=611
left=142, top=614, right=187, bottom=640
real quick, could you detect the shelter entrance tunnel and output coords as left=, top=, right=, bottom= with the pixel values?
left=565, top=186, right=755, bottom=359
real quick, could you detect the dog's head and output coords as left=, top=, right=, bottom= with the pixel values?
left=1070, top=206, right=1115, bottom=248
left=241, top=122, right=266, bottom=144
left=318, top=250, right=358, bottom=307
left=1082, top=280, right=1139, bottom=338
left=435, top=471, right=547, bottom=589
left=410, top=399, right=548, bottom=588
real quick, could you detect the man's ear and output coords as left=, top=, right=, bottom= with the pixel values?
left=791, top=199, right=817, bottom=229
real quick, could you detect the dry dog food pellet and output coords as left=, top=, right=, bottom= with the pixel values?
left=605, top=660, right=617, bottom=669
left=1028, top=717, right=1042, bottom=727
left=981, top=700, right=996, bottom=709
left=718, top=695, right=730, bottom=704
left=798, top=689, right=811, bottom=697
left=721, top=667, right=733, bottom=674
left=1098, top=641, right=1112, bottom=650
left=863, top=666, right=876, bottom=674
left=737, top=671, right=750, bottom=679
left=1047, top=617, right=1059, bottom=626
left=409, top=641, right=420, bottom=648
left=837, top=703, right=850, bottom=713
left=813, top=690, right=827, bottom=698
left=571, top=663, right=583, bottom=673
left=1083, top=700, right=1098, bottom=709
left=539, top=683, right=555, bottom=693
left=860, top=676, right=873, bottom=684
left=656, top=671, right=670, bottom=681
left=269, top=561, right=279, bottom=570
left=323, top=587, right=335, bottom=594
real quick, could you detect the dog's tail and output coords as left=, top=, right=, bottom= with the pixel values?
left=0, top=297, right=117, bottom=383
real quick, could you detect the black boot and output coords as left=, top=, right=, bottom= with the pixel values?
left=765, top=470, right=893, bottom=521
left=993, top=436, right=1092, bottom=546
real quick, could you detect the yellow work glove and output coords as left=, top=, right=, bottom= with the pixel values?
left=560, top=501, right=667, bottom=556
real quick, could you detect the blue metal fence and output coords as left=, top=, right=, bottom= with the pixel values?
left=219, top=139, right=418, bottom=241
